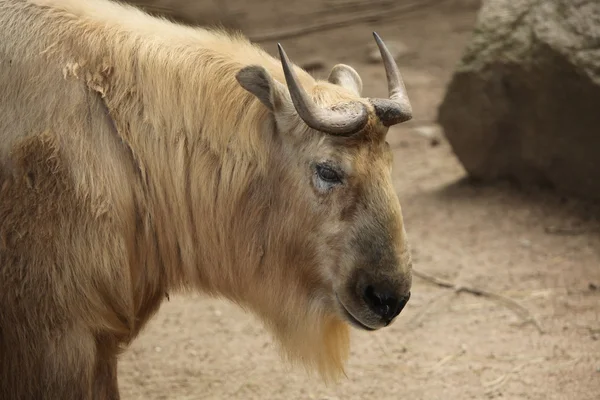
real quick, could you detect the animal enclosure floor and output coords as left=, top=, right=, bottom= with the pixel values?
left=117, top=1, right=600, bottom=399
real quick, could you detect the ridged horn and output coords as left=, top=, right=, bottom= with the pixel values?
left=369, top=32, right=413, bottom=126
left=277, top=43, right=369, bottom=136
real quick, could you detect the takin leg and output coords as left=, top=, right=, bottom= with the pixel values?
left=0, top=324, right=97, bottom=400
left=92, top=335, right=121, bottom=400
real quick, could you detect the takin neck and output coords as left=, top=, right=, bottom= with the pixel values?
left=98, top=37, right=282, bottom=297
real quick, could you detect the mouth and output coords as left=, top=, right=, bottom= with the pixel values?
left=336, top=295, right=376, bottom=331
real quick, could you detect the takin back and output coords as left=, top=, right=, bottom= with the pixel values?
left=0, top=0, right=414, bottom=398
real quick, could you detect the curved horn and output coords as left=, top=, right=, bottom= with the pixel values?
left=277, top=43, right=368, bottom=136
left=370, top=32, right=413, bottom=126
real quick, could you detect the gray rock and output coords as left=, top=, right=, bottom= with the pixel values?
left=438, top=0, right=600, bottom=199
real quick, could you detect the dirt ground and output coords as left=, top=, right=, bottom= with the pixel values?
left=117, top=1, right=600, bottom=399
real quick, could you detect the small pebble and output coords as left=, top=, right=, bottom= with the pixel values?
left=413, top=124, right=443, bottom=146
left=519, top=238, right=532, bottom=247
left=366, top=40, right=411, bottom=63
left=154, top=346, right=162, bottom=353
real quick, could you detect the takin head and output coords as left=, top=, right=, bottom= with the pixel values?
left=234, top=32, right=414, bottom=380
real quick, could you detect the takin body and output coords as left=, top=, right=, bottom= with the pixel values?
left=0, top=0, right=414, bottom=398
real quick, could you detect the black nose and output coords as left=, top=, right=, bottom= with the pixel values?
left=363, top=285, right=410, bottom=324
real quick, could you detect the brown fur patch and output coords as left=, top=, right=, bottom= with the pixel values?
left=0, top=132, right=133, bottom=397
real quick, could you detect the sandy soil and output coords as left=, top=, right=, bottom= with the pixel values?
left=118, top=1, right=600, bottom=399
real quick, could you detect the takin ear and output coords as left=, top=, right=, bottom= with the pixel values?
left=327, top=64, right=363, bottom=97
left=236, top=65, right=287, bottom=112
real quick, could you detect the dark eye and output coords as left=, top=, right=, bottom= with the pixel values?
left=316, top=164, right=342, bottom=183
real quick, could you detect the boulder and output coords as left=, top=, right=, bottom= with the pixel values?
left=438, top=0, right=600, bottom=199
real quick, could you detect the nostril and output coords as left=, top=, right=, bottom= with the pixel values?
left=363, top=285, right=402, bottom=322
left=363, top=285, right=389, bottom=310
left=363, top=285, right=411, bottom=323
left=363, top=285, right=380, bottom=307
